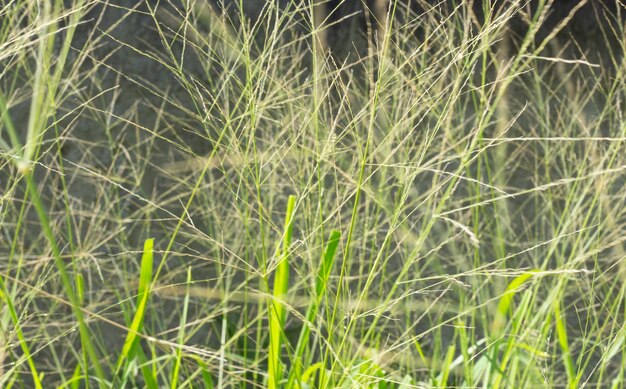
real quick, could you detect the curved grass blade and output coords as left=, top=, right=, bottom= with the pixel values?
left=490, top=270, right=539, bottom=389
left=491, top=270, right=538, bottom=334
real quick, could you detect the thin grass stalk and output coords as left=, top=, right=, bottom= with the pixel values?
left=0, top=279, right=43, bottom=388
left=23, top=171, right=106, bottom=386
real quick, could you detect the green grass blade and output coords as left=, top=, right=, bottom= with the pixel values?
left=138, top=239, right=155, bottom=304
left=436, top=343, right=457, bottom=388
left=54, top=365, right=84, bottom=389
left=491, top=270, right=538, bottom=335
left=555, top=300, right=578, bottom=388
left=24, top=172, right=106, bottom=386
left=115, top=238, right=155, bottom=379
left=0, top=281, right=43, bottom=389
left=75, top=273, right=85, bottom=305
left=490, top=270, right=538, bottom=389
left=316, top=230, right=341, bottom=298
left=135, top=346, right=160, bottom=389
left=287, top=230, right=341, bottom=387
left=70, top=365, right=82, bottom=389
left=0, top=90, right=21, bottom=153
left=268, top=195, right=296, bottom=389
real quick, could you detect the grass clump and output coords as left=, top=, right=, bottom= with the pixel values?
left=1, top=0, right=626, bottom=387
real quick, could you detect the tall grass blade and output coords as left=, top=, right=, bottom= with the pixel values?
left=268, top=195, right=296, bottom=389
left=490, top=270, right=538, bottom=388
left=491, top=270, right=538, bottom=334
left=436, top=343, right=457, bottom=388
left=24, top=172, right=106, bottom=386
left=555, top=300, right=578, bottom=388
left=0, top=281, right=43, bottom=389
left=115, top=238, right=155, bottom=383
left=288, top=229, right=341, bottom=387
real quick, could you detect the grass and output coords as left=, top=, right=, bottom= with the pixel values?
left=268, top=195, right=296, bottom=389
left=1, top=0, right=626, bottom=387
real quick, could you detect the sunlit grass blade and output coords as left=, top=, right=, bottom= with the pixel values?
left=490, top=271, right=540, bottom=389
left=268, top=195, right=296, bottom=389
left=0, top=280, right=43, bottom=389
left=491, top=270, right=538, bottom=335
left=115, top=238, right=155, bottom=383
left=70, top=365, right=82, bottom=389
left=555, top=300, right=578, bottom=389
left=436, top=343, right=457, bottom=388
left=287, top=229, right=341, bottom=387
left=54, top=365, right=84, bottom=389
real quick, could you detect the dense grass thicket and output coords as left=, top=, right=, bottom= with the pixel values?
left=1, top=0, right=626, bottom=387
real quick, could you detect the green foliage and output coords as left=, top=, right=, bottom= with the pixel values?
left=268, top=195, right=296, bottom=388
